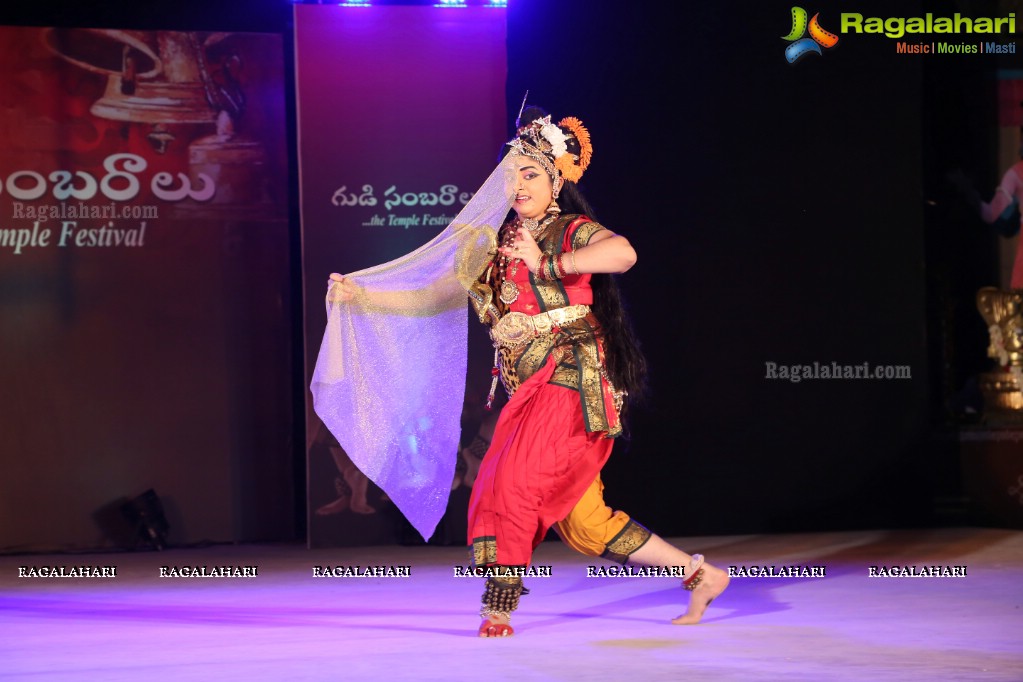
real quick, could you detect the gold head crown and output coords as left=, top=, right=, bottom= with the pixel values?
left=508, top=113, right=593, bottom=184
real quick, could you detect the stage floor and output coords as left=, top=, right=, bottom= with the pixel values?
left=1, top=527, right=1021, bottom=681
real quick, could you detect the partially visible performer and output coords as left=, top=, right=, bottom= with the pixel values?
left=977, top=148, right=1023, bottom=287
left=318, top=106, right=728, bottom=638
left=949, top=136, right=1023, bottom=286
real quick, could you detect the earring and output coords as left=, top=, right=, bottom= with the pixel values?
left=548, top=175, right=563, bottom=215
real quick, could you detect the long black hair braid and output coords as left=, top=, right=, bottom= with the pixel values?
left=556, top=181, right=648, bottom=419
left=504, top=106, right=648, bottom=419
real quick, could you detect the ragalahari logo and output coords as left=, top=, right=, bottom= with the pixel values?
left=783, top=7, right=839, bottom=63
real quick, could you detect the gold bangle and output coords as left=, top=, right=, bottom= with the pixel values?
left=569, top=250, right=579, bottom=275
left=534, top=253, right=544, bottom=277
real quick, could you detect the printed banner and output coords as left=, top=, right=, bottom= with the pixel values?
left=295, top=5, right=507, bottom=547
left=0, top=26, right=292, bottom=550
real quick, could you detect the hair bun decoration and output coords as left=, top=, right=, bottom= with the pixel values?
left=555, top=116, right=592, bottom=183
left=508, top=110, right=594, bottom=184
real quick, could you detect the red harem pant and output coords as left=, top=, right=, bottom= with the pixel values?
left=467, top=356, right=613, bottom=566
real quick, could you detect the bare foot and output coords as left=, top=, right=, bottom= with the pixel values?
left=672, top=561, right=729, bottom=625
left=345, top=468, right=376, bottom=515
left=316, top=477, right=351, bottom=516
left=315, top=495, right=351, bottom=516
left=478, top=613, right=514, bottom=637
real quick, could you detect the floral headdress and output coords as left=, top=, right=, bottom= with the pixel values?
left=508, top=112, right=593, bottom=190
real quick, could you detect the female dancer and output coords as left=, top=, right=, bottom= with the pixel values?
left=323, top=106, right=729, bottom=638
left=463, top=106, right=728, bottom=636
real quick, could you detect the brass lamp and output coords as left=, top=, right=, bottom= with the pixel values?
left=977, top=286, right=1023, bottom=414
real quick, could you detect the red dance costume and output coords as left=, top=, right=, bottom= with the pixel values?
left=467, top=214, right=624, bottom=567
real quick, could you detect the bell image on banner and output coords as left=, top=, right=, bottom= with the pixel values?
left=42, top=28, right=275, bottom=217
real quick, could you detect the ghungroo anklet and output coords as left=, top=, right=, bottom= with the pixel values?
left=683, top=554, right=706, bottom=592
left=480, top=575, right=524, bottom=616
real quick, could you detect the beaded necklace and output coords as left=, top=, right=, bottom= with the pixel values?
left=497, top=213, right=556, bottom=305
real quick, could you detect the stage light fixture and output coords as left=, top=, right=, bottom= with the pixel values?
left=120, top=489, right=170, bottom=551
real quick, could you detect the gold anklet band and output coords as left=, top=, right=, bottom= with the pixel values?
left=683, top=567, right=705, bottom=591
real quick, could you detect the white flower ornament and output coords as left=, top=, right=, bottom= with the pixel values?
left=540, top=120, right=568, bottom=159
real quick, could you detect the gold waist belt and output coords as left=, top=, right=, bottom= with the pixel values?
left=491, top=304, right=590, bottom=348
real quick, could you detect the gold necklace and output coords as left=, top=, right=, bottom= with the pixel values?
left=498, top=214, right=556, bottom=305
